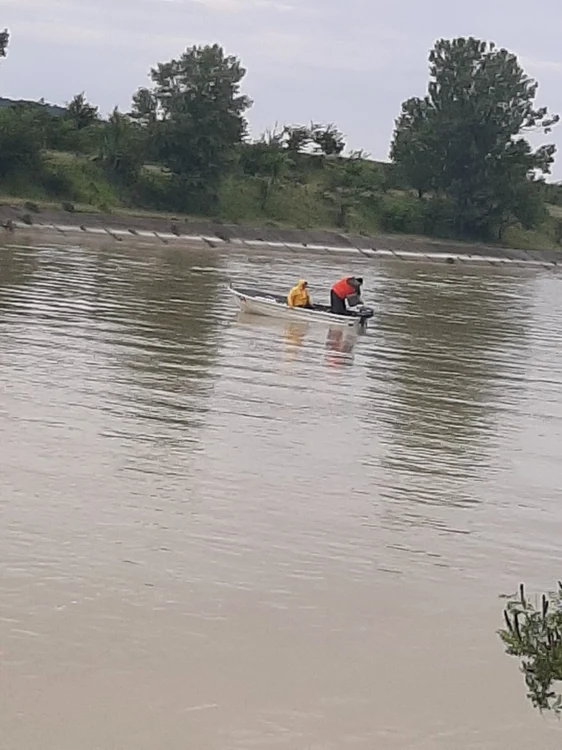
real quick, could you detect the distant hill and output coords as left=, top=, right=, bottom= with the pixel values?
left=0, top=97, right=66, bottom=117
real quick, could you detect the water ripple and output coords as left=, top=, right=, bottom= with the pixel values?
left=1, top=242, right=562, bottom=749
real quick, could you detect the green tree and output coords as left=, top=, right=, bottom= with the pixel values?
left=321, top=151, right=380, bottom=229
left=499, top=583, right=562, bottom=714
left=240, top=129, right=292, bottom=210
left=0, top=28, right=9, bottom=59
left=282, top=125, right=312, bottom=154
left=131, top=44, right=251, bottom=210
left=129, top=88, right=160, bottom=163
left=99, top=108, right=146, bottom=183
left=0, top=106, right=42, bottom=179
left=66, top=92, right=99, bottom=130
left=391, top=37, right=559, bottom=238
left=311, top=123, right=345, bottom=156
left=12, top=104, right=73, bottom=152
left=61, top=93, right=102, bottom=155
left=130, top=87, right=158, bottom=127
left=390, top=98, right=437, bottom=198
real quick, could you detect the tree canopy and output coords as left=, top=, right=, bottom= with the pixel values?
left=0, top=105, right=43, bottom=177
left=391, top=37, right=559, bottom=239
left=0, top=28, right=8, bottom=59
left=131, top=44, right=251, bottom=207
left=100, top=108, right=146, bottom=183
left=66, top=92, right=99, bottom=130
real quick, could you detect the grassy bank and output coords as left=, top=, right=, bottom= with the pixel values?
left=2, top=149, right=562, bottom=252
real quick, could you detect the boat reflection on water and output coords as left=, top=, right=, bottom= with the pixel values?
left=236, top=311, right=309, bottom=340
left=283, top=321, right=312, bottom=361
left=234, top=311, right=358, bottom=366
left=324, top=327, right=357, bottom=367
left=284, top=321, right=308, bottom=349
left=235, top=311, right=310, bottom=359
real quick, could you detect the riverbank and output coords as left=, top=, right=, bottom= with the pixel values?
left=1, top=203, right=560, bottom=268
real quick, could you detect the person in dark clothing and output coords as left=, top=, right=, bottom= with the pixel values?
left=330, top=276, right=363, bottom=315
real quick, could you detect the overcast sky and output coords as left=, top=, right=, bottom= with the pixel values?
left=3, top=0, right=562, bottom=178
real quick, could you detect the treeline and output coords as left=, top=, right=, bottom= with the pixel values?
left=1, top=28, right=562, bottom=244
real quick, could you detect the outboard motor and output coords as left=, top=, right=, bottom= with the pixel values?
left=358, top=305, right=374, bottom=329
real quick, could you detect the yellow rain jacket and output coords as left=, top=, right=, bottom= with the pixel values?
left=287, top=279, right=311, bottom=308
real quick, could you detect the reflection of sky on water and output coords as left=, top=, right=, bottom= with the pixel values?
left=0, top=244, right=223, bottom=465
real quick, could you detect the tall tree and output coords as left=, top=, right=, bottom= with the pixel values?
left=99, top=109, right=146, bottom=183
left=390, top=37, right=559, bottom=238
left=390, top=98, right=438, bottom=198
left=131, top=44, right=251, bottom=205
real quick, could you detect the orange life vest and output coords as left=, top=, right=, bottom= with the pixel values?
left=331, top=276, right=356, bottom=300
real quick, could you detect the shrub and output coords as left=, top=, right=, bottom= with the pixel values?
left=499, top=583, right=562, bottom=714
left=421, top=196, right=456, bottom=237
left=378, top=193, right=424, bottom=234
left=0, top=106, right=42, bottom=177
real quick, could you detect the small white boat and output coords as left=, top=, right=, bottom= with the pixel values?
left=228, top=285, right=374, bottom=331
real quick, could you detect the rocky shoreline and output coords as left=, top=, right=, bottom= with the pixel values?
left=1, top=204, right=560, bottom=268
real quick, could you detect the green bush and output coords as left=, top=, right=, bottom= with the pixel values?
left=0, top=106, right=43, bottom=177
left=39, top=154, right=119, bottom=208
left=218, top=176, right=262, bottom=222
left=132, top=169, right=201, bottom=213
left=378, top=193, right=424, bottom=234
left=421, top=196, right=456, bottom=237
left=40, top=162, right=76, bottom=198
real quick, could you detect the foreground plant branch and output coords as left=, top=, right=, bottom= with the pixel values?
left=498, top=582, right=562, bottom=713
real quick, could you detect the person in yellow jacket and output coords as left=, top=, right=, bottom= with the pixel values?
left=287, top=279, right=312, bottom=308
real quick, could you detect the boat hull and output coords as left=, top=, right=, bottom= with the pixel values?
left=229, top=286, right=370, bottom=331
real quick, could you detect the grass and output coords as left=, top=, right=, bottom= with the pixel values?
left=502, top=225, right=561, bottom=252
left=0, top=151, right=121, bottom=212
left=218, top=175, right=336, bottom=229
left=0, top=194, right=106, bottom=213
left=547, top=204, right=562, bottom=219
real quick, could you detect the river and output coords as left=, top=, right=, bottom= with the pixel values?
left=1, top=240, right=561, bottom=749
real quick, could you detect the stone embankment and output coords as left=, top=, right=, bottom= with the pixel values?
left=1, top=205, right=559, bottom=268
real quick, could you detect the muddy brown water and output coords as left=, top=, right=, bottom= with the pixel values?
left=1, top=241, right=562, bottom=749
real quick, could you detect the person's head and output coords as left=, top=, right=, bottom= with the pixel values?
left=356, top=277, right=363, bottom=286
left=298, top=279, right=308, bottom=289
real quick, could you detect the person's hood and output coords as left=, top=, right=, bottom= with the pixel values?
left=297, top=279, right=307, bottom=289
